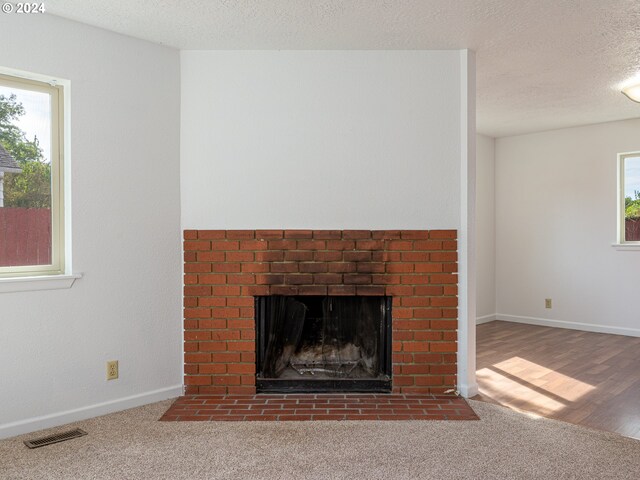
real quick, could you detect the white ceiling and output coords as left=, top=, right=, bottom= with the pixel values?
left=47, top=0, right=640, bottom=137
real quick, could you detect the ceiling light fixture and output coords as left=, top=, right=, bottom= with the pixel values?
left=621, top=83, right=640, bottom=103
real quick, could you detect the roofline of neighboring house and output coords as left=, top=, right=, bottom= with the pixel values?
left=0, top=167, right=22, bottom=173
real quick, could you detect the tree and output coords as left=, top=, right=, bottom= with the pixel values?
left=0, top=93, right=51, bottom=208
left=625, top=190, right=640, bottom=220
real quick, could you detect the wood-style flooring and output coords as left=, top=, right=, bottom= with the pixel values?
left=473, top=321, right=640, bottom=439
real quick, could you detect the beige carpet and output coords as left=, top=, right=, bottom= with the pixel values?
left=1, top=399, right=638, bottom=480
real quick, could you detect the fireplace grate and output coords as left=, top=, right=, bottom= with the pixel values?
left=290, top=360, right=360, bottom=377
left=24, top=428, right=87, bottom=449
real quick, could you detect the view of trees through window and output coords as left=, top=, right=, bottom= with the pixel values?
left=0, top=89, right=51, bottom=207
left=623, top=155, right=640, bottom=242
left=0, top=84, right=53, bottom=268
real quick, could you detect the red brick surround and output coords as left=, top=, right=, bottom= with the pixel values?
left=183, top=230, right=458, bottom=395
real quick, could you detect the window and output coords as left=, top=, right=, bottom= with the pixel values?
left=618, top=152, right=640, bottom=244
left=0, top=72, right=65, bottom=277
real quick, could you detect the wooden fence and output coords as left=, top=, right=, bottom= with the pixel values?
left=626, top=218, right=640, bottom=242
left=0, top=208, right=51, bottom=267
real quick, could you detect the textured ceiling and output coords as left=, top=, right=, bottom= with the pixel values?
left=46, top=0, right=640, bottom=137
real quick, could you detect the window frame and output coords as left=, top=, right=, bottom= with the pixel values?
left=617, top=151, right=640, bottom=245
left=0, top=72, right=66, bottom=277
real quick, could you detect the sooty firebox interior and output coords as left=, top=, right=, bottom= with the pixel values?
left=255, top=296, right=392, bottom=393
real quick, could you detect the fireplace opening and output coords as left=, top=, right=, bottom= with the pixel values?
left=255, top=296, right=392, bottom=393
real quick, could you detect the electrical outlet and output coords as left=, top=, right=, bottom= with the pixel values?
left=106, top=360, right=119, bottom=380
left=545, top=298, right=552, bottom=309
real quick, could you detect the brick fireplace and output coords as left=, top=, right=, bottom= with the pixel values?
left=183, top=230, right=458, bottom=395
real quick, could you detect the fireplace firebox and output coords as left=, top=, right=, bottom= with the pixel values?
left=255, top=296, right=392, bottom=393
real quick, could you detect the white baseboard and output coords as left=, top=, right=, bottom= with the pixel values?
left=476, top=313, right=497, bottom=325
left=0, top=385, right=183, bottom=440
left=495, top=314, right=640, bottom=338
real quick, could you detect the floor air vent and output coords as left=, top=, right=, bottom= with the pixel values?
left=24, top=428, right=87, bottom=449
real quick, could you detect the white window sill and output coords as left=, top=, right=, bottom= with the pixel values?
left=611, top=243, right=640, bottom=251
left=0, top=273, right=82, bottom=293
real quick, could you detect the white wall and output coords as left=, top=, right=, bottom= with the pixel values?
left=0, top=15, right=182, bottom=438
left=495, top=118, right=640, bottom=336
left=476, top=134, right=496, bottom=321
left=181, top=51, right=462, bottom=229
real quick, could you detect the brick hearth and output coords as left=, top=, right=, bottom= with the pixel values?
left=160, top=394, right=477, bottom=422
left=183, top=230, right=458, bottom=395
